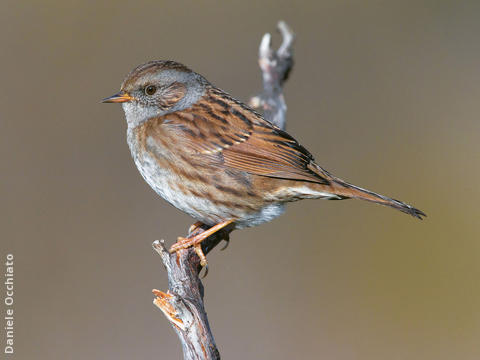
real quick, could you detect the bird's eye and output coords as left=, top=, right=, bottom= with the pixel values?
left=145, top=85, right=157, bottom=96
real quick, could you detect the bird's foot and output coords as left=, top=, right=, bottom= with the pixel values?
left=169, top=220, right=235, bottom=274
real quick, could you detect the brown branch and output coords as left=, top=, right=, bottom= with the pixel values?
left=250, top=20, right=294, bottom=130
left=152, top=21, right=295, bottom=360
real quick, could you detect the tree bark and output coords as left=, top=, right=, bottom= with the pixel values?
left=152, top=21, right=295, bottom=360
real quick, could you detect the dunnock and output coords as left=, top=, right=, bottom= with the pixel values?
left=103, top=60, right=425, bottom=266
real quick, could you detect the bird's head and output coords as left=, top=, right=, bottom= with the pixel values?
left=102, top=60, right=207, bottom=128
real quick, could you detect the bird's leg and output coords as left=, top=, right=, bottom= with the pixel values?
left=169, top=220, right=235, bottom=268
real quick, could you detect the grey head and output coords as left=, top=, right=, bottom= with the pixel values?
left=102, top=60, right=209, bottom=128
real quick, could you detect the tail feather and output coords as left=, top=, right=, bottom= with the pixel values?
left=327, top=179, right=426, bottom=220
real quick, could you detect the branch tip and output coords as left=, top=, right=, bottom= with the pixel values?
left=277, top=21, right=295, bottom=57
left=259, top=33, right=272, bottom=59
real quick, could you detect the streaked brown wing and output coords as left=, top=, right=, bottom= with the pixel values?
left=163, top=87, right=329, bottom=184
left=221, top=122, right=329, bottom=184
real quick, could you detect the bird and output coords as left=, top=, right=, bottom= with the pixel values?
left=103, top=60, right=425, bottom=267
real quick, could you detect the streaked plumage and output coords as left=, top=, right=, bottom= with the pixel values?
left=103, top=60, right=425, bottom=263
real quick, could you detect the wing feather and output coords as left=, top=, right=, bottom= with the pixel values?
left=160, top=87, right=330, bottom=185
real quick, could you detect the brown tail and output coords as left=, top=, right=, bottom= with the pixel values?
left=326, top=178, right=426, bottom=220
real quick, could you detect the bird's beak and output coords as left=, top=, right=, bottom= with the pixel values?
left=101, top=91, right=134, bottom=103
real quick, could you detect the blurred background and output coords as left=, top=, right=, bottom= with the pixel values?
left=1, top=1, right=479, bottom=359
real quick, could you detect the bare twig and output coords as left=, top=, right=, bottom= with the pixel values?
left=250, top=20, right=294, bottom=130
left=152, top=21, right=295, bottom=360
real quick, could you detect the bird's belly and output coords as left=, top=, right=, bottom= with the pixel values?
left=131, top=150, right=285, bottom=228
left=133, top=152, right=215, bottom=222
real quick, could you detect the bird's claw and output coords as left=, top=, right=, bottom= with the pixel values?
left=188, top=221, right=204, bottom=236
left=199, top=263, right=209, bottom=278
left=220, top=235, right=230, bottom=251
left=194, top=244, right=208, bottom=267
